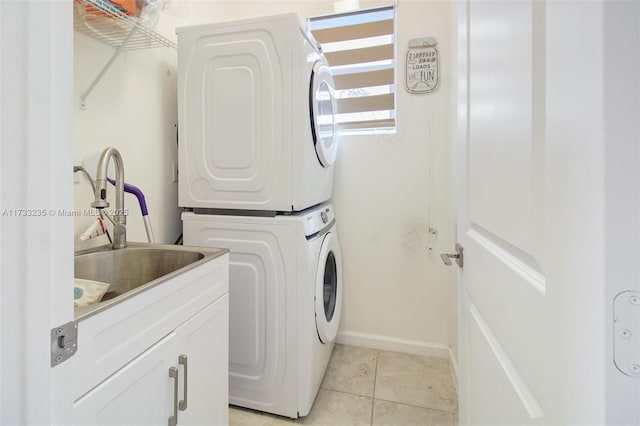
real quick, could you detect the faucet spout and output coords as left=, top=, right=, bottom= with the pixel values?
left=91, top=147, right=127, bottom=249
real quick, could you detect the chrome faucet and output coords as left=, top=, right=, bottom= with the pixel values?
left=91, top=147, right=127, bottom=249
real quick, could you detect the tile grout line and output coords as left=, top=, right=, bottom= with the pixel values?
left=368, top=348, right=458, bottom=419
left=372, top=396, right=458, bottom=415
left=370, top=351, right=379, bottom=426
left=230, top=346, right=457, bottom=426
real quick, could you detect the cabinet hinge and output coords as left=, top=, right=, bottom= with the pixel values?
left=613, top=291, right=640, bottom=377
left=51, top=321, right=78, bottom=367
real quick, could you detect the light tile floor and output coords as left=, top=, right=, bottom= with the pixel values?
left=229, top=344, right=458, bottom=426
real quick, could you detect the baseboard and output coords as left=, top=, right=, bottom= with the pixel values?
left=336, top=330, right=450, bottom=359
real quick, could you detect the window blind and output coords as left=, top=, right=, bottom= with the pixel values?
left=308, top=5, right=396, bottom=132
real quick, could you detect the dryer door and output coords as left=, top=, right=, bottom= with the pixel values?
left=315, top=231, right=343, bottom=343
left=310, top=61, right=338, bottom=167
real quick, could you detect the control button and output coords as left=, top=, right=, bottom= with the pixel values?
left=320, top=211, right=328, bottom=223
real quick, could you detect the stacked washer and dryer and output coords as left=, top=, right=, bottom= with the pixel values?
left=176, top=13, right=343, bottom=419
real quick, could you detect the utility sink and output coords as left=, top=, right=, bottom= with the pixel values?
left=72, top=241, right=229, bottom=402
left=74, top=242, right=228, bottom=320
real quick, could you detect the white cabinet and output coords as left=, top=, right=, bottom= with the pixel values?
left=74, top=332, right=178, bottom=425
left=74, top=295, right=229, bottom=426
left=176, top=294, right=229, bottom=426
left=73, top=252, right=229, bottom=425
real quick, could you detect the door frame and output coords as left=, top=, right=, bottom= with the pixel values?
left=0, top=1, right=74, bottom=424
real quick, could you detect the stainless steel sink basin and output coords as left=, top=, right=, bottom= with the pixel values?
left=74, top=242, right=227, bottom=320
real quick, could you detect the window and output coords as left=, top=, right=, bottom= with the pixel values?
left=308, top=5, right=396, bottom=133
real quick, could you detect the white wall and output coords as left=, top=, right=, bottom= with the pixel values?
left=73, top=32, right=182, bottom=246
left=332, top=0, right=456, bottom=358
left=73, top=0, right=457, bottom=358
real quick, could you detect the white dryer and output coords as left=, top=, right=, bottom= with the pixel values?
left=177, top=13, right=339, bottom=212
left=182, top=204, right=342, bottom=418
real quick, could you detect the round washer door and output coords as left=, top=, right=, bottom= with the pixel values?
left=310, top=61, right=338, bottom=167
left=315, top=231, right=343, bottom=343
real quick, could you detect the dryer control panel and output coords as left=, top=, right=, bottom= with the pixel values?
left=302, top=204, right=335, bottom=237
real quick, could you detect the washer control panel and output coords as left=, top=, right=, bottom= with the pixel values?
left=303, top=204, right=334, bottom=237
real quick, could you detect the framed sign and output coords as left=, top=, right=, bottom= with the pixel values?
left=406, top=37, right=439, bottom=94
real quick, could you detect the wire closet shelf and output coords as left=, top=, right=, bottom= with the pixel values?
left=74, top=0, right=177, bottom=51
left=74, top=0, right=176, bottom=108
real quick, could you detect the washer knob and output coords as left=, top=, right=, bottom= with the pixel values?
left=320, top=211, right=328, bottom=224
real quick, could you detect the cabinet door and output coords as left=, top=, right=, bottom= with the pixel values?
left=73, top=333, right=179, bottom=426
left=176, top=293, right=229, bottom=426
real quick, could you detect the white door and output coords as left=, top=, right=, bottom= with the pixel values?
left=454, top=1, right=638, bottom=424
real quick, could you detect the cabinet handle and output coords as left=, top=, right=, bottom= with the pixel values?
left=178, top=354, right=188, bottom=411
left=168, top=366, right=179, bottom=426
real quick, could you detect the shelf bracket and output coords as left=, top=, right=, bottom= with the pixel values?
left=80, top=26, right=138, bottom=110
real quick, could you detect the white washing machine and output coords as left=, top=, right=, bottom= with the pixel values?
left=182, top=203, right=342, bottom=418
left=177, top=13, right=339, bottom=212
